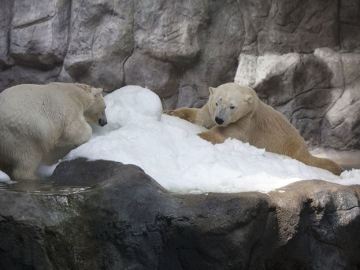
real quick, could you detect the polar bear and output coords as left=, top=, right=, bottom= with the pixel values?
left=168, top=83, right=342, bottom=175
left=0, top=82, right=107, bottom=180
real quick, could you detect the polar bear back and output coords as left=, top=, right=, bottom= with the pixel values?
left=0, top=83, right=90, bottom=150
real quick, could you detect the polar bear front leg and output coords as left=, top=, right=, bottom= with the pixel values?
left=198, top=128, right=226, bottom=144
left=166, top=108, right=200, bottom=124
left=61, top=119, right=92, bottom=148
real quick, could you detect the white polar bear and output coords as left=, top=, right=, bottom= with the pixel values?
left=169, top=83, right=342, bottom=175
left=0, top=82, right=107, bottom=180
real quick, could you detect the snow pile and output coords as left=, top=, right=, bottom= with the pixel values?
left=0, top=171, right=9, bottom=181
left=1, top=86, right=359, bottom=193
left=68, top=86, right=359, bottom=193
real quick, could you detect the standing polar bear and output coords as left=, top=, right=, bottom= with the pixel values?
left=169, top=83, right=342, bottom=175
left=0, top=82, right=107, bottom=180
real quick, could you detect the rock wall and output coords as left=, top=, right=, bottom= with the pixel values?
left=235, top=49, right=360, bottom=150
left=0, top=0, right=243, bottom=106
left=0, top=0, right=359, bottom=150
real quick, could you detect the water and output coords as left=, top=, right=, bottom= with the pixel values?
left=0, top=180, right=92, bottom=195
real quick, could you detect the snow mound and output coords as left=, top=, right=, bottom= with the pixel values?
left=66, top=86, right=359, bottom=193
left=1, top=85, right=359, bottom=193
left=0, top=172, right=10, bottom=182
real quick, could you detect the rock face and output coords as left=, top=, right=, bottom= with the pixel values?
left=0, top=0, right=242, bottom=103
left=0, top=159, right=359, bottom=270
left=1, top=0, right=359, bottom=149
left=235, top=49, right=360, bottom=150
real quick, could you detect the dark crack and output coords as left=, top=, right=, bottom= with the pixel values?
left=325, top=205, right=360, bottom=214
left=121, top=1, right=136, bottom=86
left=13, top=14, right=56, bottom=29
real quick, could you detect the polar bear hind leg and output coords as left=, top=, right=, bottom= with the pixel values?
left=300, top=154, right=343, bottom=175
left=11, top=147, right=42, bottom=180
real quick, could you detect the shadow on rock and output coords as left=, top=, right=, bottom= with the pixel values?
left=0, top=159, right=359, bottom=270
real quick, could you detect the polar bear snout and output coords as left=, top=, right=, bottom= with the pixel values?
left=98, top=112, right=108, bottom=126
left=99, top=118, right=107, bottom=126
left=215, top=117, right=224, bottom=125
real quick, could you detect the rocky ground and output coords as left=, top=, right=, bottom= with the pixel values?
left=0, top=159, right=359, bottom=270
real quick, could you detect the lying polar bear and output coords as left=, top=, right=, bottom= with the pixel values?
left=0, top=82, right=107, bottom=180
left=168, top=83, right=342, bottom=175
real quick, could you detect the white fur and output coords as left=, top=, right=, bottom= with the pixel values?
left=0, top=82, right=106, bottom=180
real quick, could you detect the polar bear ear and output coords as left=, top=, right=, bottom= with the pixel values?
left=245, top=94, right=253, bottom=104
left=75, top=83, right=92, bottom=93
left=91, top=87, right=103, bottom=96
left=209, top=87, right=215, bottom=95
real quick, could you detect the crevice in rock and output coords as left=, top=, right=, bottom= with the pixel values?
left=3, top=0, right=15, bottom=69
left=337, top=0, right=342, bottom=50
left=13, top=14, right=56, bottom=29
left=122, top=48, right=134, bottom=87
left=322, top=52, right=346, bottom=130
left=121, top=0, right=136, bottom=87
left=63, top=0, right=73, bottom=59
left=326, top=205, right=360, bottom=214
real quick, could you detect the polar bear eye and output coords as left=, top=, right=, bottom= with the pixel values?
left=230, top=105, right=236, bottom=110
left=216, top=102, right=219, bottom=106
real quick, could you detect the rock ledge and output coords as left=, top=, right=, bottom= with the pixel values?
left=0, top=159, right=359, bottom=270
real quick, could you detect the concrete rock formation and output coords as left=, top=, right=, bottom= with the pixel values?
left=0, top=0, right=359, bottom=149
left=0, top=159, right=359, bottom=270
left=235, top=48, right=360, bottom=150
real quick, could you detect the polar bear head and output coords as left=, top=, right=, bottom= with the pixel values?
left=76, top=84, right=107, bottom=127
left=208, top=83, right=258, bottom=126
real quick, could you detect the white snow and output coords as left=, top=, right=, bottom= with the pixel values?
left=0, top=85, right=359, bottom=193
left=0, top=171, right=10, bottom=182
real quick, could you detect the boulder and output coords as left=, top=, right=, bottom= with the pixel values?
left=63, top=0, right=134, bottom=90
left=124, top=51, right=178, bottom=98
left=235, top=48, right=360, bottom=150
left=0, top=0, right=14, bottom=69
left=9, top=0, right=70, bottom=69
left=0, top=159, right=359, bottom=270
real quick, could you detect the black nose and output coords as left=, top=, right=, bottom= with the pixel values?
left=215, top=117, right=224, bottom=125
left=99, top=119, right=107, bottom=126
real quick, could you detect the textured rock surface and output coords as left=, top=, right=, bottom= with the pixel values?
left=10, top=0, right=70, bottom=69
left=0, top=159, right=359, bottom=270
left=0, top=0, right=242, bottom=102
left=1, top=0, right=360, bottom=149
left=235, top=48, right=360, bottom=150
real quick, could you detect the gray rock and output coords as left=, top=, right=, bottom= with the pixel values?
left=9, top=0, right=70, bottom=69
left=340, top=0, right=360, bottom=52
left=133, top=0, right=205, bottom=64
left=324, top=79, right=360, bottom=149
left=63, top=0, right=134, bottom=91
left=183, top=0, right=243, bottom=98
left=0, top=65, right=62, bottom=90
left=124, top=51, right=178, bottom=98
left=0, top=0, right=244, bottom=96
left=128, top=0, right=244, bottom=101
left=0, top=159, right=359, bottom=270
left=0, top=1, right=13, bottom=69
left=235, top=48, right=360, bottom=150
left=268, top=180, right=360, bottom=269
left=257, top=0, right=339, bottom=54
left=176, top=84, right=201, bottom=108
